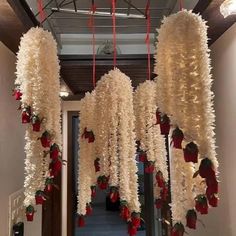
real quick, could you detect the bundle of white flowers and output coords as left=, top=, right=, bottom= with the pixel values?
left=154, top=10, right=219, bottom=233
left=15, top=27, right=62, bottom=220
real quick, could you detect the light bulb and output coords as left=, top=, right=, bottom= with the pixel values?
left=60, top=91, right=69, bottom=97
left=220, top=0, right=236, bottom=17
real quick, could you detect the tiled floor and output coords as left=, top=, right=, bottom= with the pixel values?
left=75, top=204, right=146, bottom=236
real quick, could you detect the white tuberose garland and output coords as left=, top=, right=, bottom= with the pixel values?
left=15, top=27, right=61, bottom=207
left=95, top=68, right=140, bottom=213
left=77, top=92, right=96, bottom=215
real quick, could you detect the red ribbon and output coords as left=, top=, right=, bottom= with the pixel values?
left=37, top=0, right=45, bottom=24
left=145, top=0, right=151, bottom=80
left=88, top=3, right=97, bottom=88
left=111, top=0, right=117, bottom=68
left=179, top=0, right=183, bottom=11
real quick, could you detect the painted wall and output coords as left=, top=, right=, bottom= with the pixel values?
left=0, top=42, right=41, bottom=236
left=189, top=23, right=236, bottom=236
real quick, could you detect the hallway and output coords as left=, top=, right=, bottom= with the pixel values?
left=75, top=204, right=146, bottom=236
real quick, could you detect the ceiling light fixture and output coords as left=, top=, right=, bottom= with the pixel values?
left=220, top=0, right=236, bottom=17
left=60, top=91, right=69, bottom=97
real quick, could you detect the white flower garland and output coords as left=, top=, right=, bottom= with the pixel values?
left=134, top=81, right=168, bottom=202
left=95, top=68, right=140, bottom=213
left=15, top=27, right=61, bottom=207
left=77, top=92, right=97, bottom=215
left=154, top=10, right=218, bottom=226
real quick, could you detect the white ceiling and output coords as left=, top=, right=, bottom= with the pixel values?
left=26, top=0, right=199, bottom=54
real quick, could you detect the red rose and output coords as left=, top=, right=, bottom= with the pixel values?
left=22, top=111, right=31, bottom=123
left=206, top=177, right=218, bottom=197
left=155, top=198, right=163, bottom=209
left=160, top=115, right=170, bottom=135
left=156, top=171, right=165, bottom=187
left=97, top=175, right=108, bottom=190
left=94, top=158, right=100, bottom=172
left=88, top=131, right=95, bottom=143
left=26, top=212, right=34, bottom=222
left=86, top=204, right=93, bottom=216
left=186, top=209, right=197, bottom=229
left=77, top=216, right=85, bottom=227
left=160, top=185, right=168, bottom=201
left=128, top=223, right=137, bottom=236
left=156, top=109, right=161, bottom=125
left=208, top=195, right=218, bottom=207
left=183, top=142, right=199, bottom=163
left=145, top=162, right=155, bottom=174
left=51, top=159, right=62, bottom=177
left=172, top=127, right=184, bottom=149
left=138, top=152, right=147, bottom=163
left=199, top=158, right=215, bottom=179
left=13, top=89, right=22, bottom=100
left=50, top=144, right=60, bottom=160
left=110, top=189, right=119, bottom=203
left=91, top=186, right=96, bottom=198
left=40, top=131, right=51, bottom=148
left=195, top=195, right=208, bottom=215
left=171, top=223, right=185, bottom=236
left=131, top=213, right=140, bottom=228
left=120, top=205, right=130, bottom=221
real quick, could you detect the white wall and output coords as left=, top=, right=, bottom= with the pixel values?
left=188, top=23, right=236, bottom=236
left=0, top=42, right=41, bottom=236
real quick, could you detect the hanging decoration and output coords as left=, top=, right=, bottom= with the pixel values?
left=77, top=91, right=97, bottom=223
left=154, top=10, right=219, bottom=233
left=14, top=27, right=62, bottom=221
left=133, top=81, right=168, bottom=209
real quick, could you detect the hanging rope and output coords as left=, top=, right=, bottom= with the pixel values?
left=111, top=0, right=117, bottom=68
left=88, top=1, right=97, bottom=88
left=37, top=0, right=46, bottom=24
left=145, top=0, right=151, bottom=80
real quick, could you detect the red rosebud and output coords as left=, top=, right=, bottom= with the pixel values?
left=183, top=142, right=199, bottom=163
left=206, top=177, right=218, bottom=197
left=26, top=212, right=34, bottom=222
left=50, top=144, right=60, bottom=160
left=45, top=184, right=53, bottom=193
left=138, top=152, right=147, bottom=163
left=131, top=213, right=140, bottom=228
left=160, top=115, right=170, bottom=135
left=160, top=185, right=168, bottom=201
left=156, top=171, right=165, bottom=188
left=13, top=89, right=22, bottom=100
left=172, top=127, right=184, bottom=149
left=199, top=158, right=215, bottom=179
left=94, top=158, right=100, bottom=172
left=120, top=205, right=130, bottom=221
left=110, top=189, right=119, bottom=203
left=145, top=162, right=155, bottom=174
left=97, top=176, right=108, bottom=190
left=91, top=186, right=96, bottom=198
left=22, top=111, right=31, bottom=123
left=40, top=131, right=51, bottom=148
left=77, top=216, right=85, bottom=227
left=208, top=195, right=218, bottom=207
left=128, top=223, right=137, bottom=236
left=171, top=223, right=185, bottom=236
left=156, top=109, right=161, bottom=125
left=88, top=131, right=95, bottom=143
left=26, top=205, right=35, bottom=222
left=155, top=198, right=163, bottom=209
left=51, top=159, right=62, bottom=177
left=195, top=195, right=208, bottom=215
left=32, top=121, right=41, bottom=132
left=186, top=209, right=197, bottom=229
left=86, top=204, right=93, bottom=216
left=35, top=195, right=44, bottom=205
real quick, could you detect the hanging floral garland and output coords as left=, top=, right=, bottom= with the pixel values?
left=154, top=10, right=219, bottom=234
left=133, top=80, right=168, bottom=209
left=94, top=68, right=141, bottom=233
left=77, top=91, right=97, bottom=226
left=14, top=27, right=62, bottom=221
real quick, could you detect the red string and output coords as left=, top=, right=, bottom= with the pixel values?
left=145, top=0, right=151, bottom=80
left=37, top=0, right=45, bottom=24
left=111, top=0, right=117, bottom=68
left=179, top=0, right=183, bottom=11
left=88, top=3, right=97, bottom=88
